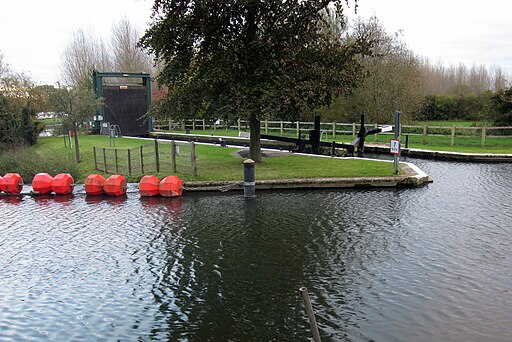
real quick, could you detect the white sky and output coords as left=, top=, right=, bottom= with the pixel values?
left=1, top=0, right=511, bottom=85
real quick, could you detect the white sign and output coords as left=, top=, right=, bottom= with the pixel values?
left=390, top=139, right=400, bottom=154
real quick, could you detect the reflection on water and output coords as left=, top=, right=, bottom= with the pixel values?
left=0, top=160, right=511, bottom=341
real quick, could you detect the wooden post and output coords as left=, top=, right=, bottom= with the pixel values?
left=202, top=119, right=206, bottom=131
left=296, top=121, right=300, bottom=136
left=238, top=118, right=241, bottom=131
left=114, top=148, right=119, bottom=174
left=280, top=121, right=283, bottom=136
left=422, top=126, right=427, bottom=145
left=192, top=119, right=196, bottom=131
left=352, top=123, right=356, bottom=138
left=332, top=122, right=336, bottom=140
left=93, top=147, right=98, bottom=171
left=139, top=145, right=144, bottom=174
left=169, top=119, right=172, bottom=131
left=154, top=139, right=160, bottom=173
left=171, top=141, right=177, bottom=173
left=451, top=126, right=456, bottom=146
left=190, top=142, right=197, bottom=176
left=127, top=149, right=132, bottom=175
left=481, top=126, right=486, bottom=147
left=265, top=120, right=268, bottom=134
left=102, top=148, right=107, bottom=173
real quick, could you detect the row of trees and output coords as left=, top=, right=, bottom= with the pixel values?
left=318, top=16, right=511, bottom=124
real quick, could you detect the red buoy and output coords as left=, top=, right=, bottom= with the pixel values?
left=0, top=175, right=3, bottom=193
left=159, top=176, right=183, bottom=197
left=32, top=173, right=53, bottom=194
left=52, top=173, right=74, bottom=195
left=139, top=175, right=160, bottom=197
left=85, top=174, right=106, bottom=196
left=103, top=175, right=127, bottom=197
left=2, top=173, right=24, bottom=194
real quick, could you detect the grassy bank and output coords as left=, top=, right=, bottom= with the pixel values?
left=27, top=135, right=396, bottom=183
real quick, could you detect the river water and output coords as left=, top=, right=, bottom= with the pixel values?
left=0, top=158, right=511, bottom=341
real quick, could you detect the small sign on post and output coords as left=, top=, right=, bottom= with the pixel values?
left=390, top=139, right=400, bottom=155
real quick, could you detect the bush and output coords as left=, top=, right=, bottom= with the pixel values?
left=0, top=145, right=81, bottom=182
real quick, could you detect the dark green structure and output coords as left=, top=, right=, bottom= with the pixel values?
left=92, top=71, right=153, bottom=136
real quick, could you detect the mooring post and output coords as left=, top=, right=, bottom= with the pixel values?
left=243, top=159, right=255, bottom=198
left=298, top=287, right=321, bottom=342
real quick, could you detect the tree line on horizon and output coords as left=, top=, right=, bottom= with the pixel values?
left=2, top=2, right=512, bottom=157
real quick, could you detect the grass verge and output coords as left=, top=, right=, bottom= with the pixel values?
left=30, top=135, right=396, bottom=183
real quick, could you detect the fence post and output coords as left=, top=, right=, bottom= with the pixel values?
left=127, top=149, right=132, bottom=175
left=481, top=126, right=486, bottom=147
left=139, top=145, right=144, bottom=174
left=422, top=126, right=427, bottom=145
left=238, top=118, right=241, bottom=131
left=332, top=122, right=336, bottom=140
left=352, top=123, right=356, bottom=138
left=114, top=148, right=119, bottom=174
left=192, top=119, right=196, bottom=131
left=154, top=139, right=160, bottom=173
left=93, top=147, right=98, bottom=171
left=280, top=121, right=284, bottom=136
left=102, top=148, right=107, bottom=173
left=265, top=120, right=268, bottom=134
left=202, top=119, right=206, bottom=131
left=191, top=142, right=197, bottom=176
left=374, top=123, right=378, bottom=141
left=451, top=126, right=456, bottom=146
left=296, top=121, right=300, bottom=136
left=171, top=141, right=177, bottom=173
left=169, top=119, right=172, bottom=131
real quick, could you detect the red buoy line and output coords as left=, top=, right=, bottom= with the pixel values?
left=0, top=173, right=184, bottom=198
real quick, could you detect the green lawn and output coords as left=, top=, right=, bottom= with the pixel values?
left=35, top=135, right=396, bottom=183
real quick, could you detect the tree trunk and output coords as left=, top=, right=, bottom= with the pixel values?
left=249, top=112, right=262, bottom=162
left=73, top=127, right=81, bottom=163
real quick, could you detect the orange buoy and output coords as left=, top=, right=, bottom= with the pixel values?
left=85, top=174, right=106, bottom=196
left=52, top=173, right=74, bottom=195
left=159, top=176, right=183, bottom=197
left=139, top=175, right=160, bottom=197
left=103, top=175, right=127, bottom=197
left=32, top=173, right=54, bottom=194
left=2, top=173, right=24, bottom=194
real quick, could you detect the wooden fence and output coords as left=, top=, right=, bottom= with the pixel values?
left=93, top=139, right=197, bottom=176
left=155, top=119, right=512, bottom=147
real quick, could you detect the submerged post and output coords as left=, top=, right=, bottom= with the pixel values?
left=394, top=110, right=401, bottom=175
left=243, top=159, right=255, bottom=198
left=298, top=287, right=321, bottom=342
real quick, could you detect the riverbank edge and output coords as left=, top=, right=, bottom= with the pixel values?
left=182, top=161, right=431, bottom=192
left=364, top=144, right=512, bottom=163
left=150, top=131, right=512, bottom=163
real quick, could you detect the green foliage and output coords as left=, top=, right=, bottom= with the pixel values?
left=419, top=93, right=494, bottom=121
left=140, top=0, right=369, bottom=161
left=0, top=144, right=81, bottom=182
left=491, top=87, right=512, bottom=126
left=0, top=93, right=41, bottom=148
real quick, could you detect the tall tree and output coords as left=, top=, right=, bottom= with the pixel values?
left=111, top=17, right=154, bottom=75
left=60, top=28, right=112, bottom=88
left=140, top=0, right=369, bottom=162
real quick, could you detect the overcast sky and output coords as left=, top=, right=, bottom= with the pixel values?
left=1, top=0, right=511, bottom=85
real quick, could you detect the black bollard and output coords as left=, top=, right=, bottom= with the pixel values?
left=243, top=159, right=255, bottom=198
